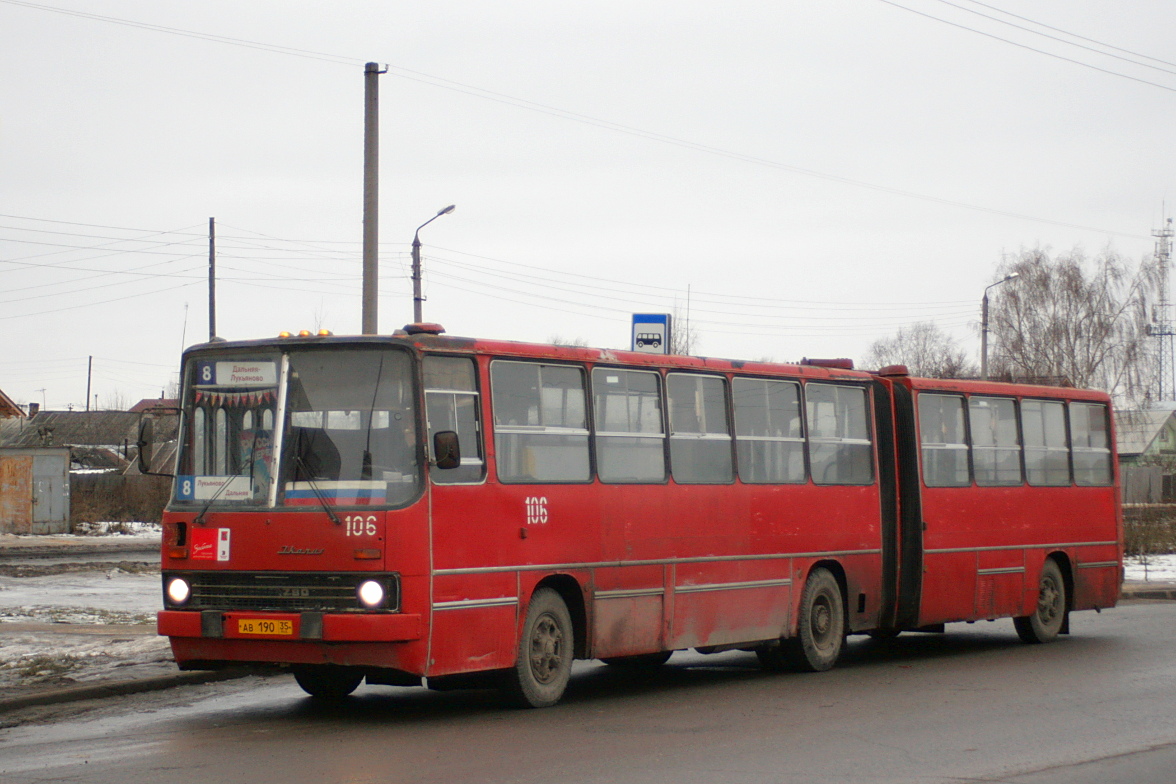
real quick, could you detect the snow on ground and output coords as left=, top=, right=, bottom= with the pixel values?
left=0, top=550, right=168, bottom=691
left=54, top=521, right=162, bottom=538
left=1124, top=553, right=1176, bottom=582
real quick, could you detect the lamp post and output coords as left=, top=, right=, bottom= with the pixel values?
left=411, top=205, right=456, bottom=324
left=981, top=272, right=1020, bottom=381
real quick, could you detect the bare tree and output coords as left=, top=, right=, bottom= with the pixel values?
left=988, top=247, right=1160, bottom=402
left=547, top=335, right=589, bottom=347
left=862, top=322, right=976, bottom=378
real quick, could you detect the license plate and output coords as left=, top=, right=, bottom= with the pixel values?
left=237, top=618, right=294, bottom=636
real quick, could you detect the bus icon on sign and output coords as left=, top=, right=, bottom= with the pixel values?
left=635, top=333, right=662, bottom=348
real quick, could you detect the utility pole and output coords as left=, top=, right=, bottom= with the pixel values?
left=208, top=217, right=217, bottom=341
left=1152, top=217, right=1174, bottom=400
left=362, top=62, right=386, bottom=335
left=85, top=356, right=92, bottom=411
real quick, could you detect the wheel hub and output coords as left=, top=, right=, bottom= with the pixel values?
left=529, top=614, right=563, bottom=684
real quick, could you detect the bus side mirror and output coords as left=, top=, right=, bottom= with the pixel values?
left=433, top=431, right=461, bottom=470
left=137, top=418, right=155, bottom=474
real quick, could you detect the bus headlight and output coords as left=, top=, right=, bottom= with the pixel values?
left=167, top=576, right=191, bottom=606
left=357, top=580, right=385, bottom=609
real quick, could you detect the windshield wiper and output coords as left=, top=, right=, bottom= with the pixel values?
left=294, top=452, right=342, bottom=525
left=193, top=476, right=234, bottom=526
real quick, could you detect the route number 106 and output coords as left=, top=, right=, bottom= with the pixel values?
left=344, top=515, right=377, bottom=537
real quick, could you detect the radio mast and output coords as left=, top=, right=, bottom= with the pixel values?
left=1153, top=216, right=1175, bottom=400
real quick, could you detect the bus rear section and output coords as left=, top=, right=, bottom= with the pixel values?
left=875, top=370, right=1121, bottom=641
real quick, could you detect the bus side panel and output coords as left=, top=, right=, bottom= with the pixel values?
left=668, top=558, right=792, bottom=650
left=592, top=565, right=666, bottom=659
left=428, top=572, right=519, bottom=676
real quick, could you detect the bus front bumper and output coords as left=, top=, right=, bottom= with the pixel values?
left=158, top=610, right=423, bottom=642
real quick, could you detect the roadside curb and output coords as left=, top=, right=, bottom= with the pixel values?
left=1121, top=584, right=1176, bottom=600
left=0, top=668, right=254, bottom=714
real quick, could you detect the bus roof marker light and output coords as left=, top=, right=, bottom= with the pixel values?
left=298, top=330, right=312, bottom=337
left=879, top=364, right=909, bottom=377
left=317, top=329, right=334, bottom=337
left=404, top=323, right=446, bottom=335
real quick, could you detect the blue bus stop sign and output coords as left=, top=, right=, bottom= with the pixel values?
left=632, top=313, right=671, bottom=354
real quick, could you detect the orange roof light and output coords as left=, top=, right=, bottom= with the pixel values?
left=317, top=329, right=333, bottom=337
left=298, top=329, right=312, bottom=337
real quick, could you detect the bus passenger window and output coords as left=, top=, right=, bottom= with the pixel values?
left=1023, top=400, right=1070, bottom=486
left=807, top=384, right=874, bottom=486
left=1070, top=402, right=1112, bottom=486
left=667, top=373, right=733, bottom=484
left=733, top=378, right=804, bottom=484
left=918, top=394, right=969, bottom=487
left=592, top=368, right=666, bottom=483
left=424, top=356, right=484, bottom=484
left=491, top=361, right=590, bottom=483
left=970, top=396, right=1021, bottom=486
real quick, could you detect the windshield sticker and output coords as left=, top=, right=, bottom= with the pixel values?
left=285, top=481, right=390, bottom=506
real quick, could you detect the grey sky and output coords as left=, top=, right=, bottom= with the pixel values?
left=2, top=1, right=1174, bottom=409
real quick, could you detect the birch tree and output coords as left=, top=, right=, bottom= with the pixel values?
left=863, top=322, right=975, bottom=378
left=987, top=247, right=1161, bottom=402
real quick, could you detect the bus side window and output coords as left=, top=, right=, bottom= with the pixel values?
left=807, top=383, right=874, bottom=486
left=918, top=393, right=969, bottom=487
left=424, top=356, right=484, bottom=484
left=1070, top=401, right=1113, bottom=486
left=667, top=373, right=734, bottom=484
left=491, top=361, right=590, bottom=483
left=1023, top=400, right=1070, bottom=486
left=592, top=368, right=666, bottom=483
left=970, top=396, right=1021, bottom=486
left=732, top=377, right=805, bottom=484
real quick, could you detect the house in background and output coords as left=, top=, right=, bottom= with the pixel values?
left=0, top=387, right=24, bottom=419
left=1116, top=407, right=1176, bottom=503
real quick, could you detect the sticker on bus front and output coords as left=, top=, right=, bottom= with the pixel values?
left=191, top=527, right=231, bottom=562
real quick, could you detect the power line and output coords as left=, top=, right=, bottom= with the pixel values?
left=875, top=0, right=1176, bottom=94
left=0, top=5, right=1153, bottom=240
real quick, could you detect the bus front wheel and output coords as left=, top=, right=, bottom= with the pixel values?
left=504, top=587, right=573, bottom=708
left=1014, top=558, right=1067, bottom=644
left=292, top=665, right=364, bottom=699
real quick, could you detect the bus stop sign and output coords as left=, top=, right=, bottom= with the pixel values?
left=632, top=313, right=671, bottom=354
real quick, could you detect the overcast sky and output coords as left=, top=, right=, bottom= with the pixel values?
left=3, top=1, right=1175, bottom=410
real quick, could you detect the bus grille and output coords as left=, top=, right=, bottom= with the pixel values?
left=165, top=571, right=399, bottom=612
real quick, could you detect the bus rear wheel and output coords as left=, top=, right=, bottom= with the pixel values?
left=504, top=588, right=573, bottom=708
left=292, top=665, right=364, bottom=699
left=792, top=567, right=846, bottom=672
left=1014, top=558, right=1066, bottom=644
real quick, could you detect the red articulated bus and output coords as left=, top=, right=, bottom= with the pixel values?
left=152, top=326, right=1121, bottom=707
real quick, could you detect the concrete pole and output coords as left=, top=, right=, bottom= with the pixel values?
left=362, top=62, right=383, bottom=335
left=208, top=217, right=216, bottom=341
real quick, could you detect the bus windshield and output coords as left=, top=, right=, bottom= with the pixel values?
left=174, top=346, right=419, bottom=509
left=281, top=348, right=419, bottom=508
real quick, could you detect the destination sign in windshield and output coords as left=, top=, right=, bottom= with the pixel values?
left=194, top=360, right=278, bottom=387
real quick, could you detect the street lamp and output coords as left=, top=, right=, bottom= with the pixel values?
left=411, top=205, right=456, bottom=324
left=981, top=272, right=1020, bottom=381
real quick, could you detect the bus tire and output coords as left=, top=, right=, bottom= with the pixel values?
left=292, top=665, right=364, bottom=699
left=791, top=567, right=846, bottom=672
left=504, top=588, right=573, bottom=708
left=601, top=651, right=672, bottom=667
left=1014, top=558, right=1066, bottom=644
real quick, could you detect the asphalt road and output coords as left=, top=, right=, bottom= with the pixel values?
left=1, top=601, right=1174, bottom=784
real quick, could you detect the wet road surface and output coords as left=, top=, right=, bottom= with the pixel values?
left=1, top=601, right=1174, bottom=784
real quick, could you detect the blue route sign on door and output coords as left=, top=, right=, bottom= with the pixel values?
left=631, top=313, right=671, bottom=354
